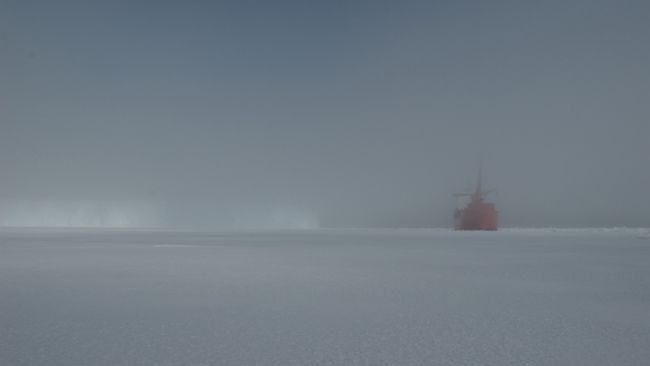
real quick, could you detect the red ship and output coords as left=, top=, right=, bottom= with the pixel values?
left=453, top=167, right=498, bottom=230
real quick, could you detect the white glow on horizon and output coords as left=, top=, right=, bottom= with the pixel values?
left=0, top=200, right=161, bottom=228
left=201, top=204, right=321, bottom=230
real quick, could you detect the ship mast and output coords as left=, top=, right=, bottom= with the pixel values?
left=475, top=163, right=482, bottom=197
left=454, top=162, right=492, bottom=201
left=472, top=162, right=485, bottom=201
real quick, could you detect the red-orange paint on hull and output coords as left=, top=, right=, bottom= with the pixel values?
left=454, top=201, right=498, bottom=230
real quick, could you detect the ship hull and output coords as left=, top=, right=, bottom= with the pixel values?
left=454, top=202, right=498, bottom=231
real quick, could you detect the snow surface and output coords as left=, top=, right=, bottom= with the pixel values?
left=1, top=228, right=649, bottom=365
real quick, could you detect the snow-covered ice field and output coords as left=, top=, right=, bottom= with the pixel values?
left=1, top=228, right=649, bottom=365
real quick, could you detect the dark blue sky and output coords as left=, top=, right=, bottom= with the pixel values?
left=1, top=0, right=649, bottom=227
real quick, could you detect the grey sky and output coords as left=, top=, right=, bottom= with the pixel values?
left=1, top=0, right=649, bottom=228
